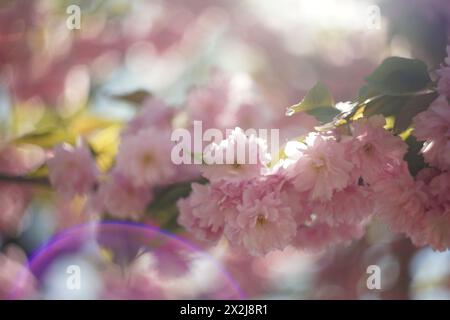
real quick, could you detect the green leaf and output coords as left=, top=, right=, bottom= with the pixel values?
left=286, top=82, right=335, bottom=116
left=365, top=57, right=431, bottom=95
left=306, top=107, right=341, bottom=123
left=393, top=92, right=438, bottom=134
left=363, top=95, right=408, bottom=118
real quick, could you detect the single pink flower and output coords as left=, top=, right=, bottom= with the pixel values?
left=201, top=127, right=270, bottom=183
left=413, top=95, right=450, bottom=169
left=186, top=72, right=230, bottom=130
left=420, top=204, right=450, bottom=251
left=226, top=189, right=297, bottom=256
left=47, top=140, right=99, bottom=198
left=313, top=184, right=374, bottom=226
left=177, top=183, right=227, bottom=242
left=372, top=166, right=428, bottom=235
left=116, top=127, right=175, bottom=187
left=284, top=133, right=353, bottom=201
left=98, top=172, right=153, bottom=220
left=121, top=98, right=174, bottom=137
left=153, top=244, right=190, bottom=278
left=413, top=95, right=450, bottom=140
left=347, top=115, right=407, bottom=183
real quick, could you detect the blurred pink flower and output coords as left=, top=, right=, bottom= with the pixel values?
left=429, top=171, right=450, bottom=203
left=0, top=145, right=46, bottom=176
left=154, top=245, right=190, bottom=278
left=116, top=127, right=175, bottom=187
left=436, top=46, right=450, bottom=98
left=186, top=72, right=230, bottom=130
left=98, top=172, right=153, bottom=220
left=201, top=127, right=270, bottom=183
left=372, top=165, right=428, bottom=235
left=420, top=204, right=450, bottom=251
left=121, top=98, right=175, bottom=137
left=53, top=196, right=96, bottom=231
left=0, top=183, right=29, bottom=235
left=413, top=95, right=450, bottom=170
left=101, top=258, right=165, bottom=300
left=412, top=171, right=450, bottom=251
left=294, top=222, right=365, bottom=253
left=437, top=66, right=450, bottom=98
left=284, top=133, right=353, bottom=201
left=47, top=141, right=99, bottom=198
left=0, top=246, right=36, bottom=300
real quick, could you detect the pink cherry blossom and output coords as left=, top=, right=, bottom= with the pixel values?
left=0, top=144, right=46, bottom=176
left=186, top=72, right=230, bottom=130
left=121, top=98, right=175, bottom=137
left=116, top=127, right=176, bottom=187
left=98, top=172, right=153, bottom=220
left=201, top=127, right=270, bottom=183
left=283, top=133, right=353, bottom=201
left=0, top=183, right=29, bottom=236
left=54, top=196, right=94, bottom=231
left=153, top=244, right=190, bottom=278
left=372, top=165, right=428, bottom=235
left=413, top=95, right=450, bottom=170
left=404, top=170, right=450, bottom=250
left=224, top=179, right=298, bottom=256
left=349, top=115, right=407, bottom=183
left=177, top=183, right=227, bottom=242
left=47, top=140, right=99, bottom=198
left=313, top=184, right=374, bottom=226
left=436, top=46, right=450, bottom=98
left=416, top=167, right=441, bottom=184
left=0, top=246, right=37, bottom=300
left=420, top=204, right=450, bottom=251
left=413, top=95, right=450, bottom=141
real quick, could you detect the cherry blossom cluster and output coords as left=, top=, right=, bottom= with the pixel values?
left=178, top=116, right=408, bottom=256
left=178, top=87, right=450, bottom=256
left=45, top=55, right=450, bottom=256
left=45, top=73, right=298, bottom=225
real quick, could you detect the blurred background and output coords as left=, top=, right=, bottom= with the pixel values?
left=0, top=0, right=449, bottom=299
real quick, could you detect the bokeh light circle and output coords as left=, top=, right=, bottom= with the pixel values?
left=12, top=221, right=244, bottom=299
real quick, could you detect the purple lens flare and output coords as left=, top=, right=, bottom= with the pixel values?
left=11, top=221, right=245, bottom=299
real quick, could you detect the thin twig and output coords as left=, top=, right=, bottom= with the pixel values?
left=0, top=174, right=50, bottom=186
